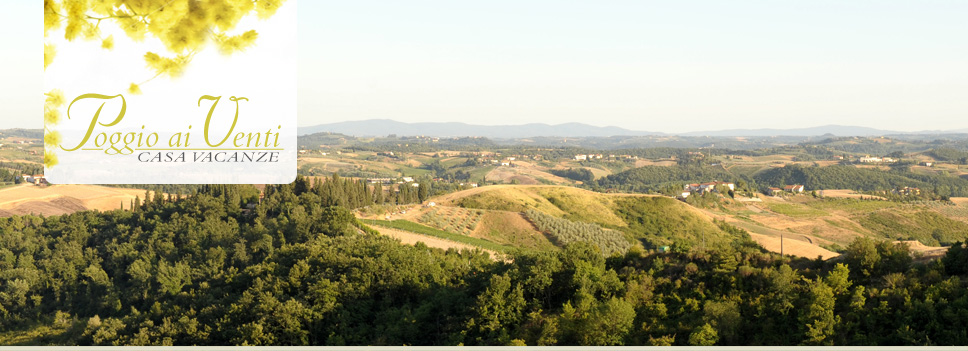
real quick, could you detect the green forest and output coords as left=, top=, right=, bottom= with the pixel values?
left=0, top=180, right=967, bottom=346
left=594, top=163, right=968, bottom=197
left=593, top=165, right=738, bottom=193
left=753, top=165, right=968, bottom=197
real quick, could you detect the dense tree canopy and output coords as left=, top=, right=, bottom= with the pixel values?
left=0, top=183, right=966, bottom=345
left=754, top=164, right=968, bottom=196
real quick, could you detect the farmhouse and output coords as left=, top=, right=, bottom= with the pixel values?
left=684, top=181, right=735, bottom=194
left=573, top=154, right=604, bottom=161
left=367, top=178, right=393, bottom=184
left=783, top=184, right=805, bottom=193
left=27, top=174, right=47, bottom=185
left=767, top=187, right=784, bottom=196
left=894, top=187, right=921, bottom=196
left=859, top=155, right=882, bottom=163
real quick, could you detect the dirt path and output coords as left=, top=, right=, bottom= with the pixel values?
left=749, top=232, right=839, bottom=260
left=896, top=240, right=948, bottom=260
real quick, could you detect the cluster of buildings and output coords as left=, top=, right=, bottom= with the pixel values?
left=679, top=181, right=735, bottom=198
left=574, top=154, right=638, bottom=161
left=767, top=185, right=805, bottom=196
left=473, top=153, right=544, bottom=166
left=366, top=177, right=416, bottom=185
left=366, top=176, right=478, bottom=189
left=857, top=155, right=898, bottom=163
left=893, top=187, right=921, bottom=196
left=21, top=174, right=47, bottom=186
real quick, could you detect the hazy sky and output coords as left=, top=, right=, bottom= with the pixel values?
left=4, top=1, right=967, bottom=133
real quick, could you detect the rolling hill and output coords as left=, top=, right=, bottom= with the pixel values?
left=296, top=121, right=968, bottom=138
left=298, top=119, right=662, bottom=138
left=431, top=185, right=750, bottom=250
left=0, top=184, right=152, bottom=216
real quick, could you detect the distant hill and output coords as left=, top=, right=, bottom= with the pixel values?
left=0, top=129, right=43, bottom=139
left=299, top=120, right=968, bottom=138
left=298, top=119, right=662, bottom=138
left=680, top=125, right=900, bottom=137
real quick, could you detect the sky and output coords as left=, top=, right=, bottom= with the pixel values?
left=3, top=1, right=967, bottom=133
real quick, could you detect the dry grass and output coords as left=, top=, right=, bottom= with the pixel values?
left=485, top=162, right=575, bottom=185
left=369, top=224, right=499, bottom=259
left=438, top=185, right=645, bottom=228
left=474, top=210, right=557, bottom=251
left=0, top=184, right=150, bottom=216
left=821, top=189, right=886, bottom=200
left=748, top=232, right=840, bottom=260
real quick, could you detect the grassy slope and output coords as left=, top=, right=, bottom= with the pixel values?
left=441, top=185, right=742, bottom=249
left=476, top=211, right=558, bottom=251
left=709, top=194, right=968, bottom=250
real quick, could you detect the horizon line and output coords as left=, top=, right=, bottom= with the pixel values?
left=294, top=119, right=966, bottom=136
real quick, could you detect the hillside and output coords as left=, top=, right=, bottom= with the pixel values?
left=434, top=185, right=748, bottom=250
left=692, top=192, right=968, bottom=256
left=3, top=183, right=966, bottom=346
left=0, top=184, right=152, bottom=216
left=753, top=165, right=968, bottom=197
left=355, top=185, right=750, bottom=255
left=356, top=184, right=968, bottom=261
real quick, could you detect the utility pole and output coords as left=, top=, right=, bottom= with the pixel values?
left=780, top=232, right=784, bottom=257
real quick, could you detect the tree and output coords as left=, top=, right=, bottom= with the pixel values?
left=826, top=263, right=852, bottom=296
left=373, top=182, right=384, bottom=204
left=417, top=182, right=429, bottom=203
left=941, top=242, right=968, bottom=276
left=469, top=274, right=526, bottom=344
left=703, top=299, right=741, bottom=344
left=843, top=237, right=880, bottom=279
left=800, top=279, right=839, bottom=345
left=688, top=323, right=719, bottom=346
